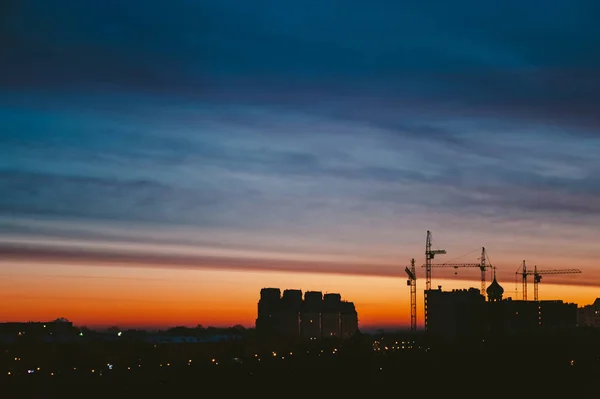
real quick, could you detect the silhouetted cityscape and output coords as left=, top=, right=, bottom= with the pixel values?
left=426, top=277, right=578, bottom=345
left=3, top=283, right=600, bottom=395
left=2, top=230, right=599, bottom=397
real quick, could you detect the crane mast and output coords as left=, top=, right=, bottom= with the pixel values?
left=521, top=260, right=528, bottom=301
left=479, top=247, right=489, bottom=294
left=533, top=265, right=540, bottom=302
left=425, top=230, right=446, bottom=291
left=405, top=258, right=417, bottom=333
left=424, top=230, right=446, bottom=331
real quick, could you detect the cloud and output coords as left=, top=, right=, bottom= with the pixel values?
left=1, top=0, right=600, bottom=291
left=0, top=272, right=161, bottom=281
left=3, top=0, right=599, bottom=131
left=0, top=242, right=399, bottom=278
left=0, top=168, right=275, bottom=230
left=0, top=241, right=596, bottom=288
left=2, top=99, right=600, bottom=231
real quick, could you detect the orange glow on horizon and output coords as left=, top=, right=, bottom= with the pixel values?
left=1, top=261, right=598, bottom=330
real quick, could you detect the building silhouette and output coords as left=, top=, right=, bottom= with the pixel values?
left=280, top=289, right=303, bottom=336
left=301, top=291, right=323, bottom=339
left=426, top=274, right=578, bottom=344
left=256, top=288, right=358, bottom=339
left=321, top=293, right=341, bottom=338
left=578, top=298, right=600, bottom=328
left=426, top=286, right=486, bottom=345
left=255, top=287, right=282, bottom=335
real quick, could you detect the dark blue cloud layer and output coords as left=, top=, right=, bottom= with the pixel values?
left=4, top=0, right=600, bottom=129
left=1, top=0, right=600, bottom=256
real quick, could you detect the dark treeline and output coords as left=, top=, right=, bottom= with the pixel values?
left=84, top=323, right=251, bottom=336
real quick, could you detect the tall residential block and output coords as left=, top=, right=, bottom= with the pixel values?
left=256, top=288, right=358, bottom=340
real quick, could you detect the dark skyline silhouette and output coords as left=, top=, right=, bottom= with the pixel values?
left=3, top=312, right=600, bottom=395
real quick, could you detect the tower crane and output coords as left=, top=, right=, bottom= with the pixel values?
left=425, top=230, right=446, bottom=291
left=424, top=230, right=446, bottom=331
left=516, top=260, right=582, bottom=301
left=422, top=247, right=493, bottom=295
left=405, top=258, right=417, bottom=333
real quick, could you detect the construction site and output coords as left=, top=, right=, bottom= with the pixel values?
left=406, top=230, right=583, bottom=344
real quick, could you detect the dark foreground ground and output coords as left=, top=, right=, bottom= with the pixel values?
left=4, top=358, right=598, bottom=397
left=3, top=332, right=600, bottom=397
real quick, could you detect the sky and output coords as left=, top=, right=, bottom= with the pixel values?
left=1, top=0, right=600, bottom=330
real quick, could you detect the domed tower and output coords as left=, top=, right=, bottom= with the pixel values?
left=486, top=267, right=504, bottom=302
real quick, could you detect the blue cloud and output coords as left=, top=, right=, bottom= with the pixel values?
left=1, top=0, right=600, bottom=263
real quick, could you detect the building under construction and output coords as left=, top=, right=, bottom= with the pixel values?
left=412, top=231, right=581, bottom=344
left=256, top=288, right=358, bottom=340
left=426, top=272, right=579, bottom=345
